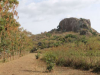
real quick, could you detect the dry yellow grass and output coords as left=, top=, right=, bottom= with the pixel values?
left=0, top=53, right=97, bottom=75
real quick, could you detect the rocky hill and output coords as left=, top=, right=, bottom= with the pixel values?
left=58, top=18, right=91, bottom=32
left=50, top=17, right=98, bottom=36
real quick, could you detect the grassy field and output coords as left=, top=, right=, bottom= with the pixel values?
left=42, top=46, right=100, bottom=73
left=38, top=35, right=100, bottom=73
left=30, top=31, right=100, bottom=73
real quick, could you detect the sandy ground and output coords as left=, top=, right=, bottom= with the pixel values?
left=0, top=53, right=97, bottom=75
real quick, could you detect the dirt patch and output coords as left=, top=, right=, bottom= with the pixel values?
left=0, top=53, right=97, bottom=75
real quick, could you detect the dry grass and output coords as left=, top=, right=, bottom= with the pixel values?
left=0, top=53, right=97, bottom=75
left=42, top=43, right=100, bottom=72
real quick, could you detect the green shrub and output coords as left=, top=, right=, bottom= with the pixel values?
left=56, top=57, right=66, bottom=66
left=67, top=37, right=73, bottom=42
left=81, top=38, right=87, bottom=44
left=46, top=62, right=55, bottom=72
left=35, top=52, right=40, bottom=59
left=62, top=57, right=73, bottom=67
left=72, top=59, right=91, bottom=70
left=38, top=42, right=46, bottom=49
left=53, top=42, right=61, bottom=47
left=43, top=53, right=57, bottom=72
left=54, top=43, right=59, bottom=47
left=93, top=61, right=100, bottom=73
left=58, top=38, right=65, bottom=42
left=90, top=30, right=97, bottom=36
left=92, top=32, right=97, bottom=36
left=80, top=36, right=88, bottom=44
left=65, top=34, right=77, bottom=38
left=53, top=36, right=60, bottom=40
left=46, top=33, right=52, bottom=37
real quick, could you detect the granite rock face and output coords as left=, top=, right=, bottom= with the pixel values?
left=58, top=18, right=91, bottom=32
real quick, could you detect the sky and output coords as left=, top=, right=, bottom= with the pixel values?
left=17, top=0, right=100, bottom=34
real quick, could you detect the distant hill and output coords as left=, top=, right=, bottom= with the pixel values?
left=31, top=17, right=100, bottom=52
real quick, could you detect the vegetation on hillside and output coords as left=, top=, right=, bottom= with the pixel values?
left=31, top=30, right=100, bottom=72
left=0, top=0, right=33, bottom=62
left=40, top=34, right=100, bottom=72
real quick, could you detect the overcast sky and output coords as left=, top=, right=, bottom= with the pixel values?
left=17, top=0, right=100, bottom=34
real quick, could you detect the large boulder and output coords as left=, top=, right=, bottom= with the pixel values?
left=58, top=17, right=91, bottom=32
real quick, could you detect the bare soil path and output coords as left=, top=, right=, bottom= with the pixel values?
left=0, top=53, right=97, bottom=75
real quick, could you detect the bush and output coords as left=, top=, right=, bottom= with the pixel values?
left=38, top=42, right=46, bottom=49
left=46, top=33, right=52, bottom=37
left=58, top=38, right=65, bottom=42
left=43, top=53, right=57, bottom=72
left=56, top=57, right=66, bottom=66
left=65, top=34, right=77, bottom=38
left=92, top=32, right=97, bottom=36
left=90, top=30, right=97, bottom=36
left=46, top=62, right=55, bottom=72
left=35, top=52, right=40, bottom=59
left=81, top=38, right=88, bottom=44
left=93, top=61, right=100, bottom=73
left=72, top=59, right=91, bottom=70
left=53, top=42, right=61, bottom=47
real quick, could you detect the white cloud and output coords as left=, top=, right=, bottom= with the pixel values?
left=17, top=0, right=100, bottom=34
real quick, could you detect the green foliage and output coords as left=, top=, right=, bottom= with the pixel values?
left=58, top=37, right=65, bottom=42
left=46, top=33, right=52, bottom=37
left=56, top=57, right=66, bottom=66
left=35, top=52, right=40, bottom=59
left=43, top=52, right=57, bottom=72
left=81, top=36, right=88, bottom=44
left=46, top=62, right=55, bottom=72
left=92, top=32, right=97, bottom=36
left=42, top=42, right=100, bottom=72
left=0, top=0, right=33, bottom=62
left=53, top=36, right=60, bottom=40
left=93, top=61, right=100, bottom=73
left=90, top=30, right=97, bottom=36
left=65, top=34, right=77, bottom=38
left=53, top=42, right=61, bottom=47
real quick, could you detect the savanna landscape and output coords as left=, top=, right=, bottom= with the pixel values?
left=0, top=0, right=100, bottom=75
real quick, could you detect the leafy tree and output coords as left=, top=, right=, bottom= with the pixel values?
left=0, top=0, right=33, bottom=62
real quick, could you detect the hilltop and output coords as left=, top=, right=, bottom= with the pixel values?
left=49, top=17, right=98, bottom=36
left=31, top=17, right=100, bottom=51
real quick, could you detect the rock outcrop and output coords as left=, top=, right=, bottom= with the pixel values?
left=57, top=17, right=91, bottom=32
left=49, top=17, right=98, bottom=36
